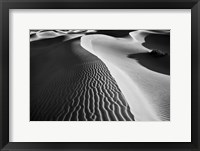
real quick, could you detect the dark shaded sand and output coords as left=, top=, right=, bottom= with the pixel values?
left=30, top=35, right=66, bottom=47
left=128, top=53, right=170, bottom=75
left=30, top=33, right=37, bottom=39
left=129, top=33, right=170, bottom=75
left=30, top=35, right=134, bottom=121
left=142, top=34, right=170, bottom=55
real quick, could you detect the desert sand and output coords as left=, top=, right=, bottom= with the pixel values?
left=81, top=30, right=170, bottom=121
left=30, top=30, right=134, bottom=121
left=30, top=30, right=170, bottom=121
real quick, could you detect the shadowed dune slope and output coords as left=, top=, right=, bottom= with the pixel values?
left=142, top=33, right=170, bottom=55
left=129, top=30, right=170, bottom=75
left=128, top=53, right=170, bottom=75
left=30, top=36, right=134, bottom=121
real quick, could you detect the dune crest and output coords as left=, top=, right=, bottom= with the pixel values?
left=129, top=30, right=169, bottom=44
left=81, top=30, right=170, bottom=121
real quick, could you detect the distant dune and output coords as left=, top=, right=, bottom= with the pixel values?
left=30, top=31, right=134, bottom=121
left=81, top=30, right=170, bottom=121
left=30, top=30, right=97, bottom=42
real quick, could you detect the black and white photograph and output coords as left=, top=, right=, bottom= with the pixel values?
left=30, top=30, right=170, bottom=121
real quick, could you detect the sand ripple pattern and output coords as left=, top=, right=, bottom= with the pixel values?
left=31, top=61, right=135, bottom=121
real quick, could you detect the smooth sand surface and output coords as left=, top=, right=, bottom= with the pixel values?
left=30, top=32, right=134, bottom=121
left=81, top=30, right=170, bottom=121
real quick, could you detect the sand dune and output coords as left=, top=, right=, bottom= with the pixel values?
left=30, top=36, right=134, bottom=121
left=30, top=30, right=170, bottom=121
left=81, top=30, right=170, bottom=121
left=30, top=30, right=97, bottom=42
left=129, top=30, right=169, bottom=44
left=30, top=30, right=81, bottom=42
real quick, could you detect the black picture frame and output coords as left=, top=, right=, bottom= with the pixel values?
left=0, top=0, right=199, bottom=151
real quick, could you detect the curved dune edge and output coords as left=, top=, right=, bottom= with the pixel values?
left=129, top=30, right=170, bottom=44
left=80, top=30, right=170, bottom=121
left=30, top=36, right=134, bottom=121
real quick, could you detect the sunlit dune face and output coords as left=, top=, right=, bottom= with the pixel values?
left=81, top=30, right=170, bottom=121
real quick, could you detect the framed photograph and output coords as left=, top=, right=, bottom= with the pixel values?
left=0, top=0, right=199, bottom=150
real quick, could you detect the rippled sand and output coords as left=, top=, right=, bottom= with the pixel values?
left=30, top=30, right=170, bottom=121
left=81, top=30, right=170, bottom=121
left=30, top=30, right=134, bottom=121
